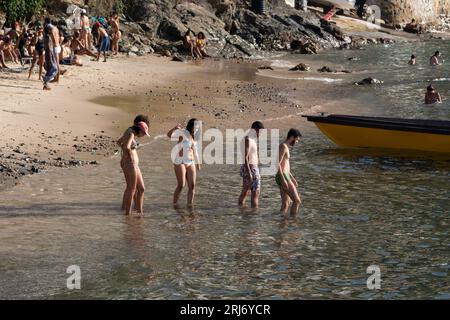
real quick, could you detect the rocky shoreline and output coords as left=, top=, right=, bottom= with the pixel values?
left=41, top=0, right=415, bottom=60
left=0, top=132, right=118, bottom=192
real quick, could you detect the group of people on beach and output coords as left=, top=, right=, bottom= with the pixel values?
left=408, top=50, right=444, bottom=104
left=0, top=9, right=122, bottom=90
left=117, top=115, right=303, bottom=217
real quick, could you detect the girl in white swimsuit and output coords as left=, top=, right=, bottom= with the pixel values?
left=167, top=119, right=201, bottom=206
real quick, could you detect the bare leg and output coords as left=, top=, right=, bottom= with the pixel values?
left=173, top=164, right=186, bottom=205
left=185, top=164, right=197, bottom=206
left=38, top=55, right=44, bottom=80
left=251, top=189, right=260, bottom=208
left=123, top=164, right=138, bottom=215
left=0, top=50, right=8, bottom=68
left=279, top=187, right=291, bottom=213
left=238, top=185, right=250, bottom=206
left=285, top=181, right=301, bottom=215
left=135, top=167, right=145, bottom=215
left=28, top=52, right=38, bottom=79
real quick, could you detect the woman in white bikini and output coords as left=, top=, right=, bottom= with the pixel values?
left=167, top=119, right=201, bottom=206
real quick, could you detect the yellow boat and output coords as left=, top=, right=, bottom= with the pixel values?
left=303, top=114, right=450, bottom=154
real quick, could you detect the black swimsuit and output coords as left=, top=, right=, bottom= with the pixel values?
left=35, top=37, right=44, bottom=56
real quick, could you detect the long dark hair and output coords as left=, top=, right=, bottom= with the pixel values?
left=131, top=125, right=142, bottom=135
left=186, top=118, right=198, bottom=138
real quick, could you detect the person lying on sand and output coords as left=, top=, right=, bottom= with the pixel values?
left=117, top=119, right=150, bottom=216
left=276, top=129, right=302, bottom=216
left=408, top=55, right=416, bottom=65
left=425, top=85, right=442, bottom=104
left=430, top=51, right=442, bottom=66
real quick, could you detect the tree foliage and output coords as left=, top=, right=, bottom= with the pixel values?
left=0, top=0, right=44, bottom=25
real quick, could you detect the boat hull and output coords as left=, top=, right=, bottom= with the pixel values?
left=305, top=115, right=450, bottom=154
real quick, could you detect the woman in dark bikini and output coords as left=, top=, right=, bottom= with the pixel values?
left=28, top=26, right=45, bottom=80
left=117, top=119, right=150, bottom=216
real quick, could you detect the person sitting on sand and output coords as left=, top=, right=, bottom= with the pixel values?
left=425, top=85, right=442, bottom=104
left=183, top=30, right=196, bottom=58
left=167, top=119, right=202, bottom=207
left=430, top=51, right=442, bottom=66
left=277, top=129, right=302, bottom=216
left=70, top=30, right=97, bottom=58
left=60, top=37, right=83, bottom=67
left=28, top=26, right=45, bottom=80
left=6, top=21, right=21, bottom=45
left=117, top=120, right=150, bottom=216
left=96, top=22, right=110, bottom=62
left=2, top=35, right=20, bottom=64
left=0, top=36, right=11, bottom=69
left=194, top=32, right=209, bottom=58
left=408, top=55, right=417, bottom=65
left=404, top=19, right=422, bottom=34
left=118, top=115, right=150, bottom=211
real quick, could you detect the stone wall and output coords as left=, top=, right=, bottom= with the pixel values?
left=367, top=0, right=450, bottom=24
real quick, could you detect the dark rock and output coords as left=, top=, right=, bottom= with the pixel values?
left=172, top=54, right=186, bottom=62
left=318, top=66, right=336, bottom=73
left=257, top=66, right=274, bottom=70
left=354, top=78, right=384, bottom=85
left=289, top=63, right=310, bottom=71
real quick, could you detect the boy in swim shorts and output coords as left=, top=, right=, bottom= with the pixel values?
left=277, top=128, right=302, bottom=215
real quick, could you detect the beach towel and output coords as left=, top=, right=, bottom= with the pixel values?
left=43, top=48, right=58, bottom=84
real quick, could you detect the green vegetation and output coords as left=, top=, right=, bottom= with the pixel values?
left=0, top=0, right=44, bottom=25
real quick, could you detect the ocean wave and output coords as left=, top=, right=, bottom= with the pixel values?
left=270, top=59, right=297, bottom=69
left=257, top=72, right=343, bottom=83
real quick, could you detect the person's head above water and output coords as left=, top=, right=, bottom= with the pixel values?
left=286, top=128, right=302, bottom=146
left=197, top=32, right=205, bottom=40
left=411, top=54, right=416, bottom=59
left=434, top=51, right=440, bottom=57
left=427, top=85, right=435, bottom=92
left=133, top=114, right=150, bottom=127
